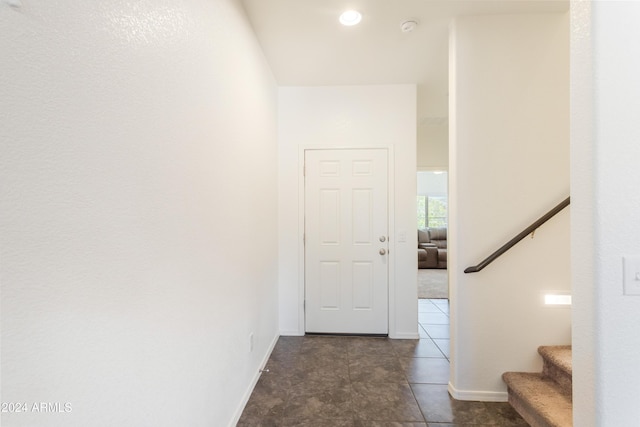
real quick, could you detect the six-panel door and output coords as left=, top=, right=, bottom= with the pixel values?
left=304, top=148, right=389, bottom=334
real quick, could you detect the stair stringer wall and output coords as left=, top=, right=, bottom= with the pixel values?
left=448, top=12, right=571, bottom=401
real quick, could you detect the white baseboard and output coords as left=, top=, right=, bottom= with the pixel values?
left=448, top=382, right=508, bottom=402
left=279, top=330, right=304, bottom=336
left=280, top=330, right=417, bottom=338
left=390, top=332, right=420, bottom=339
left=229, top=334, right=280, bottom=427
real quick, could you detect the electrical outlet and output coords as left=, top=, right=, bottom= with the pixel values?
left=623, top=256, right=640, bottom=296
left=249, top=333, right=254, bottom=352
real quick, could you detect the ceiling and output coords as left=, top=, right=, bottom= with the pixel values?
left=240, top=0, right=569, bottom=123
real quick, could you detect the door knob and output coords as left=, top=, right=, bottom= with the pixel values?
left=379, top=249, right=386, bottom=255
left=379, top=236, right=386, bottom=242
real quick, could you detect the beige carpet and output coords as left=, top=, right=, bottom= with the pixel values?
left=418, top=269, right=449, bottom=299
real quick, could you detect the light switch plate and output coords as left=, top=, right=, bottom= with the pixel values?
left=623, top=256, right=640, bottom=296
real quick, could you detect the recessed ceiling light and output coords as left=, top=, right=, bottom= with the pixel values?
left=339, top=10, right=362, bottom=26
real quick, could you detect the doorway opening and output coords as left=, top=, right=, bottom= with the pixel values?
left=417, top=171, right=448, bottom=300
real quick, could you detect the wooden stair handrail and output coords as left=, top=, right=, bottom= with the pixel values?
left=464, top=197, right=570, bottom=274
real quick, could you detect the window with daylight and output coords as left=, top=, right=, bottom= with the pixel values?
left=417, top=195, right=448, bottom=229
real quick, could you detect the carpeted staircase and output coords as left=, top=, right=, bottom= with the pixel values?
left=502, top=345, right=572, bottom=427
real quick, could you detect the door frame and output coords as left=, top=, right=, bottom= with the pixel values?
left=297, top=145, right=396, bottom=335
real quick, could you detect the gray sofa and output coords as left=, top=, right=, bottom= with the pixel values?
left=418, top=228, right=447, bottom=269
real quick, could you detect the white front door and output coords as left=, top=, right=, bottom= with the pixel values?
left=304, top=148, right=389, bottom=334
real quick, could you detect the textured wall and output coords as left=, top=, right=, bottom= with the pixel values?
left=572, top=4, right=640, bottom=424
left=579, top=2, right=640, bottom=425
left=0, top=1, right=278, bottom=426
left=449, top=13, right=570, bottom=400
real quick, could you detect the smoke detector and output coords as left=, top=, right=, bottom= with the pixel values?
left=400, top=20, right=418, bottom=33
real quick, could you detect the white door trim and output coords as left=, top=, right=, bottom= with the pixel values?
left=297, top=145, right=396, bottom=336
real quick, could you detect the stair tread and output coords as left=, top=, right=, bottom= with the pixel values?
left=538, top=345, right=572, bottom=376
left=503, top=372, right=572, bottom=427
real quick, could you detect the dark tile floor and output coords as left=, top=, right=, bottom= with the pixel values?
left=238, top=299, right=528, bottom=426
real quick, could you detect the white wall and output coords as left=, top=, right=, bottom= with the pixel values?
left=417, top=124, right=448, bottom=170
left=449, top=13, right=570, bottom=400
left=0, top=1, right=278, bottom=426
left=278, top=85, right=418, bottom=339
left=572, top=2, right=640, bottom=425
left=569, top=2, right=596, bottom=424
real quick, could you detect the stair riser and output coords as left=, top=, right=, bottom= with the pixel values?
left=504, top=347, right=573, bottom=426
left=542, top=361, right=572, bottom=399
left=508, top=391, right=556, bottom=427
left=502, top=372, right=573, bottom=427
